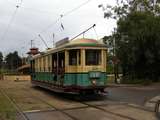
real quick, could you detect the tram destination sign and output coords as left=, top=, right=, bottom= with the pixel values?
left=56, top=37, right=69, bottom=47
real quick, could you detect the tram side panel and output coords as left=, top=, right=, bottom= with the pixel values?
left=31, top=49, right=107, bottom=93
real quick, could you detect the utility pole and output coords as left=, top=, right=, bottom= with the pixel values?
left=31, top=40, right=34, bottom=48
left=53, top=33, right=55, bottom=47
left=113, top=28, right=119, bottom=84
left=38, top=34, right=49, bottom=49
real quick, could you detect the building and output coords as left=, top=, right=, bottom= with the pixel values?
left=17, top=47, right=39, bottom=74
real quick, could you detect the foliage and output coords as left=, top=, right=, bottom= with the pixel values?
left=117, top=12, right=160, bottom=81
left=0, top=52, right=3, bottom=69
left=102, top=35, right=114, bottom=55
left=0, top=92, right=16, bottom=120
left=99, top=0, right=160, bottom=20
left=106, top=64, right=114, bottom=74
left=121, top=77, right=152, bottom=85
left=5, top=51, right=22, bottom=70
left=100, top=0, right=160, bottom=82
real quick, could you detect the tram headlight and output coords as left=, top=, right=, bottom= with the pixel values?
left=92, top=79, right=97, bottom=85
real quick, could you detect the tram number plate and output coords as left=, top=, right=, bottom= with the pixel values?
left=89, top=71, right=101, bottom=78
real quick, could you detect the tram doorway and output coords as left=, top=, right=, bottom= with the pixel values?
left=52, top=52, right=65, bottom=85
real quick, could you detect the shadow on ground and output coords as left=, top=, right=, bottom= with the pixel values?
left=32, top=86, right=107, bottom=102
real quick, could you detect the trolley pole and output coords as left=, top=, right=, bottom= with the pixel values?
left=70, top=24, right=96, bottom=41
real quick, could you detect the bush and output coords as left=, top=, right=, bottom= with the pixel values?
left=121, top=76, right=152, bottom=85
left=106, top=64, right=114, bottom=74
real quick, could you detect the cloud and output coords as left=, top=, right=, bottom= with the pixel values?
left=0, top=0, right=116, bottom=56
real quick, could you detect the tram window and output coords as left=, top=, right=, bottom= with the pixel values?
left=85, top=50, right=101, bottom=65
left=78, top=50, right=81, bottom=65
left=69, top=50, right=77, bottom=65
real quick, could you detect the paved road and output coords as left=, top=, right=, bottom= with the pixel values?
left=106, top=84, right=160, bottom=106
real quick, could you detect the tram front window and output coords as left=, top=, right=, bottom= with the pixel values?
left=85, top=50, right=101, bottom=65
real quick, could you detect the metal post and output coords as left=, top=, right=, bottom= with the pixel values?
left=113, top=28, right=118, bottom=84
left=31, top=40, right=33, bottom=48
left=56, top=52, right=58, bottom=82
left=38, top=34, right=49, bottom=49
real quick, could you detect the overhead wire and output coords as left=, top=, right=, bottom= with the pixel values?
left=2, top=0, right=96, bottom=48
left=5, top=0, right=57, bottom=15
left=62, top=0, right=92, bottom=17
left=5, top=0, right=93, bottom=16
left=0, top=0, right=23, bottom=41
left=32, top=0, right=94, bottom=40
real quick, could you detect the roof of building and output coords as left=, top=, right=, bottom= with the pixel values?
left=17, top=64, right=30, bottom=71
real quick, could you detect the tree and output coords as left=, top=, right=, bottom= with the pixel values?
left=100, top=0, right=160, bottom=82
left=99, top=0, right=160, bottom=20
left=5, top=51, right=22, bottom=70
left=102, top=35, right=114, bottom=55
left=117, top=12, right=160, bottom=79
left=0, top=52, right=3, bottom=70
left=102, top=35, right=120, bottom=83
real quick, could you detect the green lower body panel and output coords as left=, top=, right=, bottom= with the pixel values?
left=32, top=72, right=107, bottom=87
left=64, top=72, right=107, bottom=87
left=32, top=72, right=53, bottom=82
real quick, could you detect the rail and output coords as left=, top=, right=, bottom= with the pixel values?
left=0, top=89, right=29, bottom=120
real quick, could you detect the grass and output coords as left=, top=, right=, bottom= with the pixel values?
left=0, top=92, right=16, bottom=120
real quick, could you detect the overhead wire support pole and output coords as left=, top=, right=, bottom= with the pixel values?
left=38, top=34, right=49, bottom=49
left=70, top=24, right=96, bottom=41
left=31, top=40, right=34, bottom=48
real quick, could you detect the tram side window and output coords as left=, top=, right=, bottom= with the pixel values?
left=69, top=50, right=77, bottom=65
left=31, top=60, right=35, bottom=73
left=85, top=50, right=101, bottom=65
left=78, top=50, right=81, bottom=65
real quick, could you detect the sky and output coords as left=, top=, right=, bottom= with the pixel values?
left=0, top=0, right=116, bottom=57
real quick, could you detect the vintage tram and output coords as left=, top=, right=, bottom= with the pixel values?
left=30, top=38, right=107, bottom=94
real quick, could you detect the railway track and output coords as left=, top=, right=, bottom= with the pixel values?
left=0, top=88, right=30, bottom=120
left=0, top=87, right=79, bottom=120
left=0, top=87, right=156, bottom=120
left=27, top=92, right=80, bottom=120
left=78, top=101, right=136, bottom=120
left=27, top=91, right=137, bottom=120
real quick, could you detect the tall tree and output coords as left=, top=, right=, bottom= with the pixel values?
left=5, top=51, right=22, bottom=70
left=0, top=52, right=3, bottom=69
left=116, top=12, right=160, bottom=80
left=100, top=0, right=160, bottom=81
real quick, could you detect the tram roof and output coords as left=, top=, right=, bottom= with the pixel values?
left=32, top=38, right=107, bottom=59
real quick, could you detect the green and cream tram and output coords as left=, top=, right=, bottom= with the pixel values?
left=30, top=38, right=107, bottom=94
